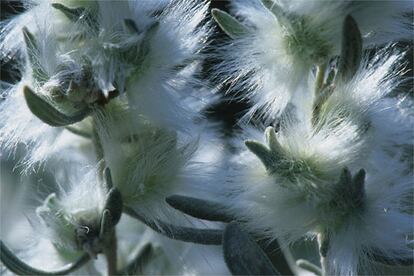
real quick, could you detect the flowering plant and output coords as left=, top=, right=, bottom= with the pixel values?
left=1, top=0, right=412, bottom=275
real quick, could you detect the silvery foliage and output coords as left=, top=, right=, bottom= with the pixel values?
left=0, top=0, right=413, bottom=275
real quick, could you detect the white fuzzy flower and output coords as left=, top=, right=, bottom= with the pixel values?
left=214, top=0, right=412, bottom=121
left=1, top=0, right=211, bottom=130
left=35, top=169, right=108, bottom=256
left=93, top=98, right=224, bottom=223
left=0, top=0, right=212, bottom=168
left=227, top=49, right=413, bottom=275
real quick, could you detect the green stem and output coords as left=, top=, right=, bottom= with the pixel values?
left=104, top=230, right=118, bottom=276
left=317, top=232, right=330, bottom=276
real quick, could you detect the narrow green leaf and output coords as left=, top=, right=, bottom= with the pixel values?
left=338, top=15, right=362, bottom=81
left=117, top=243, right=154, bottom=275
left=22, top=27, right=48, bottom=83
left=103, top=167, right=114, bottom=190
left=351, top=169, right=365, bottom=206
left=260, top=0, right=284, bottom=18
left=211, top=9, right=248, bottom=39
left=325, top=68, right=336, bottom=85
left=99, top=209, right=113, bottom=238
left=166, top=195, right=234, bottom=222
left=265, top=127, right=283, bottom=154
left=123, top=206, right=223, bottom=245
left=23, top=86, right=91, bottom=127
left=104, top=187, right=123, bottom=226
left=370, top=252, right=414, bottom=266
left=259, top=0, right=291, bottom=28
left=51, top=3, right=87, bottom=22
left=296, top=259, right=322, bottom=276
left=123, top=19, right=139, bottom=34
left=223, top=222, right=280, bottom=275
left=245, top=140, right=274, bottom=170
left=0, top=241, right=90, bottom=275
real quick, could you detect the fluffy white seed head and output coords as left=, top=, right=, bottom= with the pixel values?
left=214, top=0, right=413, bottom=121
left=227, top=48, right=413, bottom=274
left=35, top=169, right=107, bottom=255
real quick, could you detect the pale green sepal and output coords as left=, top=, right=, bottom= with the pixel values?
left=351, top=169, right=365, bottom=206
left=260, top=0, right=285, bottom=19
left=223, top=222, right=280, bottom=275
left=22, top=27, right=48, bottom=84
left=104, top=187, right=123, bottom=226
left=51, top=3, right=87, bottom=22
left=103, top=167, right=114, bottom=190
left=259, top=0, right=291, bottom=29
left=211, top=9, right=249, bottom=39
left=23, top=86, right=91, bottom=127
left=0, top=241, right=90, bottom=275
left=338, top=15, right=362, bottom=81
left=123, top=19, right=139, bottom=34
left=99, top=209, right=113, bottom=239
left=245, top=140, right=273, bottom=170
left=296, top=259, right=322, bottom=276
left=265, top=127, right=283, bottom=153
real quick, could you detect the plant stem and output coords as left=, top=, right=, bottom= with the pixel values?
left=317, top=232, right=329, bottom=276
left=104, top=230, right=117, bottom=276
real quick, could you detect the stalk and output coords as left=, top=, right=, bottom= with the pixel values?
left=104, top=230, right=118, bottom=276
left=317, top=232, right=330, bottom=276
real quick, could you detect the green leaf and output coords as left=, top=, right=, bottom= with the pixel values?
left=23, top=86, right=91, bottom=127
left=22, top=27, right=48, bottom=83
left=0, top=241, right=90, bottom=275
left=296, top=259, right=322, bottom=276
left=123, top=206, right=223, bottom=245
left=245, top=140, right=274, bottom=170
left=104, top=187, right=123, bottom=226
left=117, top=243, right=154, bottom=275
left=211, top=9, right=249, bottom=39
left=370, top=252, right=414, bottom=266
left=166, top=195, right=234, bottom=222
left=259, top=0, right=291, bottom=29
left=265, top=127, right=283, bottom=154
left=351, top=169, right=365, bottom=206
left=260, top=0, right=284, bottom=18
left=51, top=3, right=87, bottom=22
left=99, top=209, right=113, bottom=238
left=223, top=222, right=280, bottom=275
left=338, top=15, right=362, bottom=81
left=103, top=167, right=114, bottom=190
left=123, top=18, right=139, bottom=34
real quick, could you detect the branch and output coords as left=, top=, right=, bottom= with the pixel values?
left=0, top=241, right=90, bottom=275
